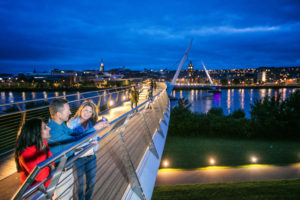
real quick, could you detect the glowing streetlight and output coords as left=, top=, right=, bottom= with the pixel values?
left=109, top=100, right=114, bottom=106
left=162, top=160, right=169, bottom=168
left=251, top=156, right=258, bottom=163
left=122, top=95, right=126, bottom=100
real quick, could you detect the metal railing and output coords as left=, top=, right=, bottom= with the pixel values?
left=11, top=83, right=169, bottom=200
left=0, top=86, right=138, bottom=155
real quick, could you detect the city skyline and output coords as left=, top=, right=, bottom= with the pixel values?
left=1, top=0, right=300, bottom=74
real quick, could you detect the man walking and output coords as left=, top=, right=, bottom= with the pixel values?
left=129, top=86, right=139, bottom=111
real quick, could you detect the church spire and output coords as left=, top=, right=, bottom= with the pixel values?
left=100, top=59, right=104, bottom=71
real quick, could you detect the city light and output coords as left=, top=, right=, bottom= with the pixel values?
left=209, top=158, right=215, bottom=165
left=122, top=95, right=126, bottom=100
left=162, top=160, right=169, bottom=167
left=109, top=100, right=114, bottom=106
left=251, top=156, right=258, bottom=163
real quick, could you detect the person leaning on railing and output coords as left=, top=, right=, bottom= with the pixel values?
left=47, top=98, right=106, bottom=200
left=68, top=100, right=109, bottom=200
left=15, top=118, right=54, bottom=188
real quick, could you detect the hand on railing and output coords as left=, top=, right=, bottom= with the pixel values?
left=94, top=120, right=109, bottom=131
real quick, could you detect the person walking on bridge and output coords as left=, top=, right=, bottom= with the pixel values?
left=129, top=86, right=139, bottom=111
left=47, top=98, right=106, bottom=200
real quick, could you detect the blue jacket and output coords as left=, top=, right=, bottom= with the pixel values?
left=68, top=117, right=99, bottom=153
left=47, top=119, right=95, bottom=158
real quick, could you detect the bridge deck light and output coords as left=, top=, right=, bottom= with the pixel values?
left=109, top=100, right=114, bottom=106
left=162, top=160, right=169, bottom=167
left=209, top=158, right=215, bottom=165
left=251, top=156, right=258, bottom=163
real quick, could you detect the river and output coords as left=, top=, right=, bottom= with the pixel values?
left=170, top=88, right=298, bottom=118
left=0, top=88, right=298, bottom=118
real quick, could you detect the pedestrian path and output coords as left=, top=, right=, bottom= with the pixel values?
left=155, top=164, right=300, bottom=186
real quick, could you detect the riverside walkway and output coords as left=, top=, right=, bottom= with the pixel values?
left=156, top=164, right=300, bottom=186
left=0, top=83, right=170, bottom=200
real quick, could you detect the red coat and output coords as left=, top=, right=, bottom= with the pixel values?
left=18, top=140, right=53, bottom=187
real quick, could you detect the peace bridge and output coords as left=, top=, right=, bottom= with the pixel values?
left=0, top=83, right=170, bottom=200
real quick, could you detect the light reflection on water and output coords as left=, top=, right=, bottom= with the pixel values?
left=170, top=88, right=298, bottom=118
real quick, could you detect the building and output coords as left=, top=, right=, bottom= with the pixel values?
left=100, top=59, right=104, bottom=71
left=188, top=61, right=194, bottom=77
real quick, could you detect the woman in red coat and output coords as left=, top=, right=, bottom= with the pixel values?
left=15, top=118, right=54, bottom=187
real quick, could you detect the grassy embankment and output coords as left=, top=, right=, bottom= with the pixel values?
left=160, top=136, right=300, bottom=169
left=152, top=179, right=300, bottom=200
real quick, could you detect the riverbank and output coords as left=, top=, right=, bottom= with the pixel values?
left=161, top=136, right=300, bottom=169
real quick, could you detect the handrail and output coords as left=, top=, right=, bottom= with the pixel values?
left=0, top=86, right=131, bottom=107
left=11, top=83, right=168, bottom=200
left=0, top=85, right=139, bottom=156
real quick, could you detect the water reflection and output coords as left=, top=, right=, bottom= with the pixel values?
left=170, top=88, right=297, bottom=118
left=227, top=90, right=231, bottom=114
left=260, top=89, right=266, bottom=99
left=31, top=92, right=36, bottom=99
left=282, top=88, right=287, bottom=101
left=240, top=89, right=244, bottom=109
left=22, top=92, right=26, bottom=101
left=1, top=92, right=5, bottom=103
left=43, top=91, right=48, bottom=99
left=9, top=92, right=14, bottom=103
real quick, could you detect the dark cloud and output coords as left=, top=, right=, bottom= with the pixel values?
left=0, top=0, right=300, bottom=74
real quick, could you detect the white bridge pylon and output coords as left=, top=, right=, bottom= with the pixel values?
left=201, top=60, right=214, bottom=86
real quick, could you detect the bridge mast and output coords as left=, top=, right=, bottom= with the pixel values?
left=171, top=39, right=193, bottom=85
left=201, top=61, right=214, bottom=86
left=167, top=39, right=193, bottom=95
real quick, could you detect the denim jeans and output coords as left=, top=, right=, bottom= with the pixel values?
left=74, top=155, right=97, bottom=200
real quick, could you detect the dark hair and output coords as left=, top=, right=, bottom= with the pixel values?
left=49, top=98, right=68, bottom=117
left=15, top=118, right=48, bottom=172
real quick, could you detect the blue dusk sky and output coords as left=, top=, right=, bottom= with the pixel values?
left=1, top=0, right=300, bottom=74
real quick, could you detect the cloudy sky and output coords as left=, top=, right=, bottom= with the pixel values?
left=1, top=0, right=300, bottom=74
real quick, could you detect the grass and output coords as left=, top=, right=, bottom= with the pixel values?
left=161, top=136, right=300, bottom=169
left=152, top=179, right=300, bottom=200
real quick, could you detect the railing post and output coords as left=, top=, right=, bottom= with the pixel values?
left=44, top=155, right=68, bottom=199
left=97, top=95, right=102, bottom=109
left=16, top=104, right=26, bottom=128
left=115, top=91, right=119, bottom=104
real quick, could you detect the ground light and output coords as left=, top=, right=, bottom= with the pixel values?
left=251, top=156, right=258, bottom=163
left=162, top=160, right=169, bottom=167
left=209, top=158, right=215, bottom=165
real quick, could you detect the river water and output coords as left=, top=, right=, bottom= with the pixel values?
left=0, top=88, right=298, bottom=118
left=170, top=88, right=298, bottom=118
